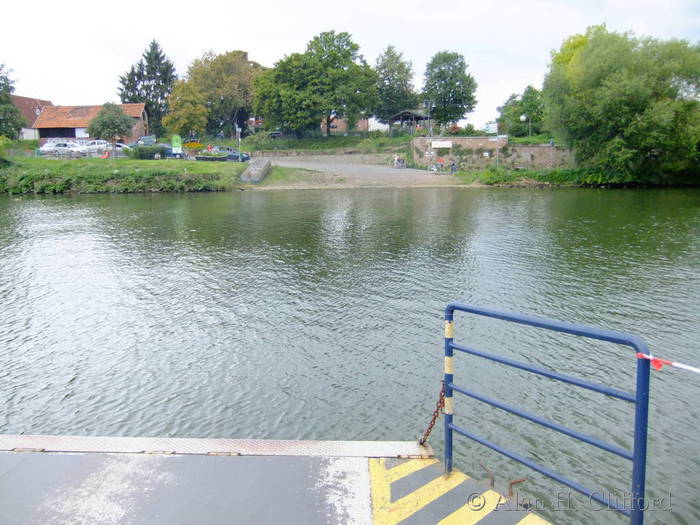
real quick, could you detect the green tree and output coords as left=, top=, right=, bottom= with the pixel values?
left=87, top=103, right=135, bottom=150
left=543, top=25, right=700, bottom=183
left=0, top=64, right=25, bottom=139
left=162, top=80, right=209, bottom=137
left=497, top=85, right=545, bottom=136
left=118, top=40, right=177, bottom=136
left=254, top=53, right=321, bottom=136
left=254, top=31, right=377, bottom=136
left=423, top=51, right=477, bottom=126
left=187, top=50, right=264, bottom=137
left=375, top=45, right=417, bottom=123
left=307, top=31, right=377, bottom=135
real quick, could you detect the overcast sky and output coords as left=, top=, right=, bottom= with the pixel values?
left=3, top=0, right=698, bottom=128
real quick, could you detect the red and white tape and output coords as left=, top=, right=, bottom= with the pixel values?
left=636, top=353, right=700, bottom=375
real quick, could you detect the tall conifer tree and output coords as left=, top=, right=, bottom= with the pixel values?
left=118, top=40, right=177, bottom=136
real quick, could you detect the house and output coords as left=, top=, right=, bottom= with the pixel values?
left=32, top=103, right=148, bottom=144
left=9, top=95, right=54, bottom=140
left=320, top=116, right=370, bottom=135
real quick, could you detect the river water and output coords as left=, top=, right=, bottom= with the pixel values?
left=0, top=188, right=698, bottom=524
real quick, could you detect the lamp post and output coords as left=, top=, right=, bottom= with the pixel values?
left=424, top=99, right=434, bottom=138
left=520, top=114, right=531, bottom=137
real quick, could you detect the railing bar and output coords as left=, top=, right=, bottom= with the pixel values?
left=449, top=382, right=634, bottom=460
left=450, top=341, right=636, bottom=402
left=446, top=303, right=648, bottom=352
left=449, top=422, right=631, bottom=516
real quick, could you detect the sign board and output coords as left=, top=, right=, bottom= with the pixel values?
left=431, top=140, right=452, bottom=148
left=172, top=135, right=182, bottom=154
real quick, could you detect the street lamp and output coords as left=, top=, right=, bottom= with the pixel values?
left=424, top=99, right=434, bottom=138
left=520, top=114, right=531, bottom=137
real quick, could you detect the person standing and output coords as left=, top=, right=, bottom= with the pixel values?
left=450, top=159, right=457, bottom=174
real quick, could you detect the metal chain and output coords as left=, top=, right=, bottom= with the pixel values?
left=419, top=381, right=445, bottom=445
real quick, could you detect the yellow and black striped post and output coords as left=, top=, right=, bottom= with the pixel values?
left=444, top=312, right=455, bottom=473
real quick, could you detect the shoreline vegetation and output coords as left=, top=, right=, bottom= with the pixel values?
left=0, top=158, right=247, bottom=194
left=0, top=157, right=696, bottom=195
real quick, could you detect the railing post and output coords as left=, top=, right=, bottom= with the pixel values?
left=444, top=308, right=455, bottom=473
left=631, top=353, right=651, bottom=525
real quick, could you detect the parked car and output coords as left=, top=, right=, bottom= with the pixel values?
left=212, top=146, right=250, bottom=162
left=150, top=144, right=185, bottom=159
left=84, top=140, right=109, bottom=153
left=126, top=135, right=157, bottom=148
left=51, top=142, right=87, bottom=157
left=39, top=142, right=57, bottom=155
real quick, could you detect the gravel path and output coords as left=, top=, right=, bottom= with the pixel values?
left=270, top=157, right=461, bottom=188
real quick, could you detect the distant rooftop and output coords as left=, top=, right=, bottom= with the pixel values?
left=9, top=95, right=53, bottom=127
left=33, top=103, right=146, bottom=128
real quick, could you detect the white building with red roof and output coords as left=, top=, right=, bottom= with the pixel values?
left=9, top=95, right=54, bottom=140
left=32, top=103, right=148, bottom=144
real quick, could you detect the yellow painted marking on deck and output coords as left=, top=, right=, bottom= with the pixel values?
left=445, top=320, right=454, bottom=339
left=444, top=396, right=454, bottom=414
left=437, top=489, right=502, bottom=525
left=369, top=458, right=392, bottom=515
left=386, top=458, right=439, bottom=484
left=370, top=457, right=468, bottom=524
left=387, top=471, right=468, bottom=523
left=444, top=356, right=454, bottom=374
left=369, top=458, right=552, bottom=525
left=516, top=513, right=551, bottom=524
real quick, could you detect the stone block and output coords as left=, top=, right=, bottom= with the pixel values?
left=241, top=158, right=271, bottom=184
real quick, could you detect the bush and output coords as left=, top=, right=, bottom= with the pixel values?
left=0, top=136, right=11, bottom=166
left=509, top=134, right=553, bottom=145
left=366, top=130, right=387, bottom=139
left=457, top=124, right=482, bottom=136
left=126, top=145, right=169, bottom=160
left=242, top=133, right=275, bottom=151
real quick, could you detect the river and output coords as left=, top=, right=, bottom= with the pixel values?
left=0, top=188, right=698, bottom=524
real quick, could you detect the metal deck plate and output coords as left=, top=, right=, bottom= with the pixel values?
left=0, top=451, right=373, bottom=525
left=0, top=436, right=548, bottom=524
left=0, top=434, right=432, bottom=458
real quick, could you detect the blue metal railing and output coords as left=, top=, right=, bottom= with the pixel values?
left=442, top=303, right=650, bottom=525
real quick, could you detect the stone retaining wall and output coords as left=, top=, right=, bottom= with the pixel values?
left=412, top=137, right=574, bottom=170
left=264, top=153, right=393, bottom=165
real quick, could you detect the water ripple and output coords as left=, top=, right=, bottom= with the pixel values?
left=0, top=188, right=698, bottom=524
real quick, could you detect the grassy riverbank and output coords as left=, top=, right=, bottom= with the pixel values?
left=2, top=157, right=693, bottom=195
left=456, top=167, right=699, bottom=187
left=0, top=158, right=247, bottom=194
left=454, top=168, right=585, bottom=186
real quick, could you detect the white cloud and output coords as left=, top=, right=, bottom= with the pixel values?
left=2, top=0, right=698, bottom=128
